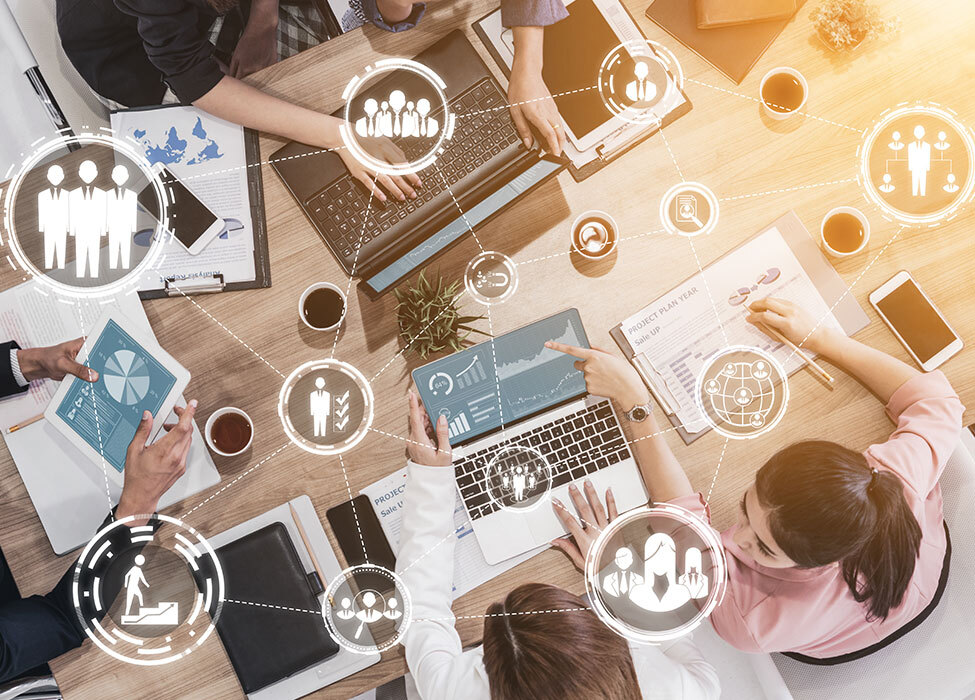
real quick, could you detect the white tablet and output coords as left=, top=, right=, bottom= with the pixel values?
left=44, top=310, right=190, bottom=486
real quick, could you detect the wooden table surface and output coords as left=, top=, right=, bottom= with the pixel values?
left=2, top=0, right=974, bottom=697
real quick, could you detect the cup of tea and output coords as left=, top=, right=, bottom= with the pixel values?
left=205, top=407, right=254, bottom=457
left=299, top=282, right=347, bottom=331
left=760, top=67, right=808, bottom=120
left=571, top=210, right=619, bottom=260
left=820, top=206, right=870, bottom=258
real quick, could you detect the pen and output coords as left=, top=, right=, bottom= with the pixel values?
left=7, top=413, right=43, bottom=434
left=289, top=502, right=334, bottom=606
left=760, top=323, right=835, bottom=389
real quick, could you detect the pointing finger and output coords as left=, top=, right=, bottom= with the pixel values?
left=545, top=341, right=592, bottom=360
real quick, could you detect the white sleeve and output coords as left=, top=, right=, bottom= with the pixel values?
left=395, top=461, right=490, bottom=700
left=631, top=636, right=721, bottom=700
left=9, top=350, right=28, bottom=387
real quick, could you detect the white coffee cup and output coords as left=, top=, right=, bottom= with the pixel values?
left=820, top=206, right=871, bottom=258
left=298, top=282, right=347, bottom=331
left=760, top=67, right=808, bottom=120
left=571, top=210, right=619, bottom=259
left=205, top=407, right=254, bottom=457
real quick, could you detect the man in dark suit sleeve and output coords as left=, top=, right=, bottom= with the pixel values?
left=0, top=338, right=199, bottom=683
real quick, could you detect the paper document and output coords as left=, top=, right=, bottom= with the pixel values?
left=362, top=469, right=544, bottom=599
left=110, top=107, right=256, bottom=290
left=621, top=227, right=843, bottom=433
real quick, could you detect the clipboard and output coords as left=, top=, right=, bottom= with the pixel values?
left=472, top=1, right=692, bottom=183
left=611, top=210, right=871, bottom=445
left=109, top=105, right=271, bottom=298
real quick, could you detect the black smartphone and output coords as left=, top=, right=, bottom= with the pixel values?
left=325, top=495, right=397, bottom=571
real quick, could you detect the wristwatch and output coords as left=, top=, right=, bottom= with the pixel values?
left=623, top=401, right=653, bottom=423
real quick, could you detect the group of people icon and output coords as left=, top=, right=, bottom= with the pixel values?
left=500, top=463, right=540, bottom=502
left=37, top=160, right=138, bottom=277
left=601, top=534, right=709, bottom=613
left=336, top=590, right=403, bottom=639
left=879, top=125, right=958, bottom=197
left=355, top=91, right=440, bottom=140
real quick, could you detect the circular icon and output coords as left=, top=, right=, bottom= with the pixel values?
left=695, top=346, right=788, bottom=440
left=1, top=132, right=170, bottom=299
left=585, top=503, right=726, bottom=644
left=484, top=444, right=552, bottom=513
left=340, top=59, right=455, bottom=177
left=72, top=514, right=224, bottom=665
left=322, top=564, right=412, bottom=654
left=597, top=40, right=683, bottom=125
left=104, top=350, right=151, bottom=405
left=279, top=359, right=374, bottom=455
left=859, top=103, right=975, bottom=226
left=659, top=182, right=719, bottom=237
left=464, top=251, right=518, bottom=305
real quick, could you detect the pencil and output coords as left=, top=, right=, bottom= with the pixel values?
left=7, top=413, right=44, bottom=434
left=760, top=323, right=835, bottom=389
left=289, top=502, right=334, bottom=606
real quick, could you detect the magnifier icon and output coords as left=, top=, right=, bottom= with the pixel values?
left=676, top=195, right=705, bottom=229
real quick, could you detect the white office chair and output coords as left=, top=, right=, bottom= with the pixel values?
left=772, top=431, right=975, bottom=700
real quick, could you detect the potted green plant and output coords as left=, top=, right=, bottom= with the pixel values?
left=393, top=270, right=489, bottom=359
left=811, top=0, right=899, bottom=52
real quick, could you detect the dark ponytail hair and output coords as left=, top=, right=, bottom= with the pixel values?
left=756, top=441, right=922, bottom=620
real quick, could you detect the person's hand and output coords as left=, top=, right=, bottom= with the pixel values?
left=376, top=0, right=416, bottom=23
left=546, top=341, right=649, bottom=411
left=17, top=337, right=98, bottom=383
left=407, top=390, right=452, bottom=467
left=230, top=18, right=278, bottom=78
left=337, top=138, right=421, bottom=204
left=117, top=401, right=197, bottom=527
left=508, top=62, right=566, bottom=156
left=746, top=297, right=828, bottom=351
left=550, top=480, right=618, bottom=570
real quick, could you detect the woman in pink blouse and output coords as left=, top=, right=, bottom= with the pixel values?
left=547, top=297, right=964, bottom=663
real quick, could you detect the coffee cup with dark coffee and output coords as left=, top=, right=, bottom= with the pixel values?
left=760, top=67, right=808, bottom=121
left=205, top=407, right=254, bottom=457
left=299, top=282, right=347, bottom=332
left=571, top=210, right=619, bottom=260
left=820, top=206, right=870, bottom=258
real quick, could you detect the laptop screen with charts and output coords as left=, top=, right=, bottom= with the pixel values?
left=413, top=309, right=590, bottom=446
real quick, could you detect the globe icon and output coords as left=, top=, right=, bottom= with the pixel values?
left=698, top=347, right=787, bottom=439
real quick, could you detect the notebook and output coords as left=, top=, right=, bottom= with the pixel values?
left=215, top=523, right=339, bottom=694
left=646, top=0, right=804, bottom=84
left=696, top=0, right=797, bottom=29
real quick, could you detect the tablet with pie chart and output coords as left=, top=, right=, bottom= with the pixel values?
left=45, top=311, right=190, bottom=484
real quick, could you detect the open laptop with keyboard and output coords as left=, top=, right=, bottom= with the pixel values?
left=271, top=30, right=563, bottom=297
left=413, top=309, right=649, bottom=565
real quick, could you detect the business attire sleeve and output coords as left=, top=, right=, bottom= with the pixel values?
left=500, top=0, right=568, bottom=28
left=865, top=371, right=964, bottom=499
left=396, top=462, right=493, bottom=700
left=0, top=342, right=29, bottom=399
left=113, top=0, right=225, bottom=104
left=359, top=0, right=426, bottom=32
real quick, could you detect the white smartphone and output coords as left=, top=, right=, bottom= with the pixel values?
left=139, top=163, right=225, bottom=255
left=869, top=270, right=963, bottom=371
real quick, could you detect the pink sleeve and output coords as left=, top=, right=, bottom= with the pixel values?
left=864, top=371, right=964, bottom=498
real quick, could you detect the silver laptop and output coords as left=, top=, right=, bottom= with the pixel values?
left=413, top=309, right=648, bottom=565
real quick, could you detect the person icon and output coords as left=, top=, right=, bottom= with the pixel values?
left=944, top=173, right=960, bottom=193
left=383, top=596, right=403, bottom=621
left=628, top=533, right=693, bottom=613
left=416, top=98, right=438, bottom=138
left=878, top=172, right=896, bottom=193
left=907, top=125, right=932, bottom=197
left=704, top=379, right=721, bottom=395
left=935, top=130, right=950, bottom=151
left=309, top=376, right=331, bottom=438
left=601, top=547, right=645, bottom=597
left=106, top=165, right=137, bottom=270
left=123, top=554, right=150, bottom=616
left=752, top=361, right=770, bottom=380
left=38, top=164, right=70, bottom=270
left=625, top=61, right=656, bottom=104
left=888, top=130, right=904, bottom=151
left=401, top=100, right=417, bottom=138
left=389, top=90, right=407, bottom=137
left=733, top=388, right=752, bottom=406
left=378, top=100, right=393, bottom=137
left=355, top=98, right=380, bottom=137
left=336, top=597, right=356, bottom=620
left=353, top=590, right=385, bottom=639
left=677, top=547, right=709, bottom=600
left=68, top=160, right=107, bottom=278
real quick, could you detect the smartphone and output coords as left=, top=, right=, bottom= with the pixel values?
left=139, top=163, right=224, bottom=255
left=869, top=271, right=963, bottom=371
left=325, top=495, right=397, bottom=571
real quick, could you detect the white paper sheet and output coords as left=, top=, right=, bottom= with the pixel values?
left=361, top=468, right=544, bottom=600
left=621, top=227, right=843, bottom=433
left=110, top=106, right=256, bottom=290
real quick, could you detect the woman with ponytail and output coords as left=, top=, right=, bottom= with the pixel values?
left=549, top=297, right=963, bottom=664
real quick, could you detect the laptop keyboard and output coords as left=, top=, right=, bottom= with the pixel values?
left=455, top=402, right=632, bottom=521
left=305, top=78, right=521, bottom=261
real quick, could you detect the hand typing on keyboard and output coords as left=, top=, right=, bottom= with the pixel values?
left=407, top=390, right=453, bottom=467
left=337, top=135, right=421, bottom=204
left=546, top=341, right=650, bottom=413
left=550, top=480, right=618, bottom=571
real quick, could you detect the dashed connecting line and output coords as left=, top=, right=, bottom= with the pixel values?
left=456, top=86, right=599, bottom=119
left=658, top=128, right=685, bottom=181
left=687, top=237, right=730, bottom=346
left=719, top=177, right=858, bottom=202
left=74, top=306, right=115, bottom=517
left=434, top=162, right=484, bottom=253
left=399, top=523, right=468, bottom=574
left=706, top=438, right=729, bottom=503
left=331, top=181, right=376, bottom=359
left=181, top=442, right=291, bottom=518
left=178, top=144, right=347, bottom=183
left=339, top=454, right=369, bottom=563
left=416, top=606, right=593, bottom=623
left=485, top=308, right=507, bottom=437
left=225, top=598, right=321, bottom=616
